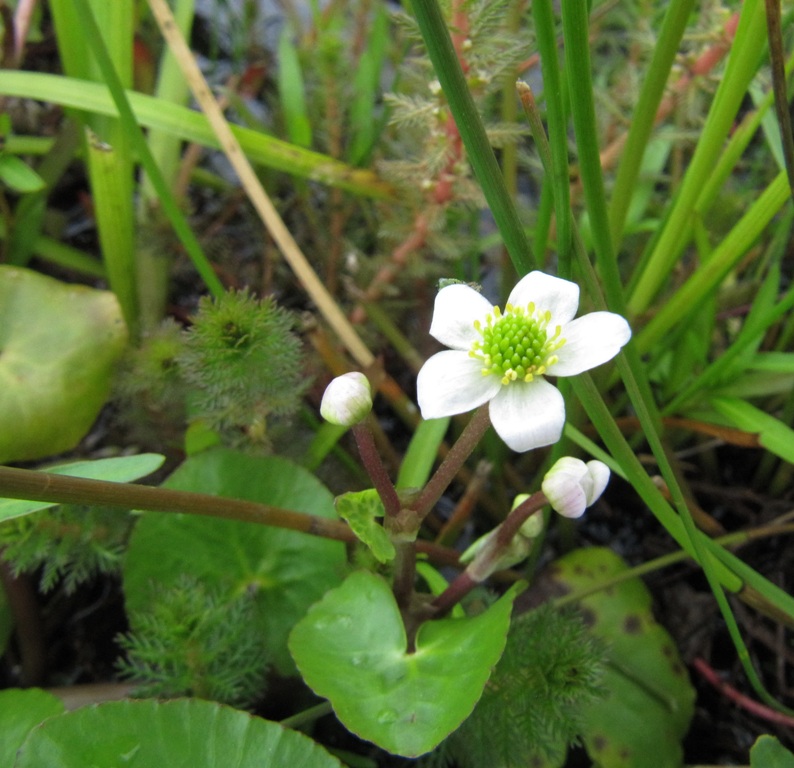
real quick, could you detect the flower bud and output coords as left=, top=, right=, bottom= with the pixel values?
left=320, top=372, right=372, bottom=426
left=541, top=457, right=610, bottom=519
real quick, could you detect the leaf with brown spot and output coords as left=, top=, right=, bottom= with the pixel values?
left=548, top=547, right=695, bottom=768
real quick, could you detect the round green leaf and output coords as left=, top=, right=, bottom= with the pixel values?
left=0, top=266, right=127, bottom=462
left=14, top=698, right=343, bottom=768
left=123, top=448, right=347, bottom=673
left=751, top=735, right=794, bottom=768
left=549, top=547, right=695, bottom=768
left=289, top=570, right=518, bottom=757
left=0, top=688, right=65, bottom=766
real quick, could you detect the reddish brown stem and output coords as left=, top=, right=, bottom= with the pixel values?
left=412, top=405, right=492, bottom=521
left=692, top=656, right=794, bottom=728
left=352, top=422, right=402, bottom=520
left=0, top=466, right=460, bottom=566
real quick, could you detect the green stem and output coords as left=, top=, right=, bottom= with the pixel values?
left=559, top=0, right=624, bottom=312
left=532, top=0, right=572, bottom=277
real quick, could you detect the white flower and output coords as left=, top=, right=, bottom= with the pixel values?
left=320, top=372, right=372, bottom=426
left=416, top=271, right=631, bottom=452
left=542, top=457, right=611, bottom=518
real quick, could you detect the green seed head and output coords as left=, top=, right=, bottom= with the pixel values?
left=469, top=302, right=565, bottom=385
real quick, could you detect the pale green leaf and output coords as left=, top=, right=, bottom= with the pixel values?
left=14, top=698, right=343, bottom=767
left=0, top=266, right=127, bottom=463
left=289, top=570, right=518, bottom=757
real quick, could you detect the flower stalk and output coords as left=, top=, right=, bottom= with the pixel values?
left=431, top=491, right=547, bottom=617
left=411, top=404, right=492, bottom=520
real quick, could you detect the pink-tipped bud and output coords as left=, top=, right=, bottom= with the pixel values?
left=541, top=457, right=610, bottom=519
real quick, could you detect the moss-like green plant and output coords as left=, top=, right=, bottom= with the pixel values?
left=116, top=575, right=269, bottom=709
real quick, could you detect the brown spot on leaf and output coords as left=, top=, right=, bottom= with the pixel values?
left=623, top=614, right=642, bottom=633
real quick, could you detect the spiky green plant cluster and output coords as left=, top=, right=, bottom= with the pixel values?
left=116, top=575, right=270, bottom=709
left=429, top=605, right=606, bottom=767
left=0, top=505, right=133, bottom=594
left=114, top=319, right=188, bottom=447
left=115, top=291, right=307, bottom=452
left=178, top=290, right=307, bottom=448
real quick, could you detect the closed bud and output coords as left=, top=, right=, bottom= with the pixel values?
left=541, top=457, right=610, bottom=519
left=320, top=372, right=372, bottom=426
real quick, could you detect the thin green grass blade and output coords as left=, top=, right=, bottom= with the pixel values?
left=665, top=256, right=794, bottom=413
left=85, top=129, right=138, bottom=330
left=627, top=0, right=768, bottom=316
left=559, top=0, right=623, bottom=312
left=396, top=418, right=450, bottom=490
left=694, top=65, right=789, bottom=220
left=637, top=172, right=791, bottom=354
left=140, top=0, right=195, bottom=208
left=348, top=3, right=390, bottom=166
left=51, top=0, right=139, bottom=332
left=532, top=0, right=572, bottom=276
left=277, top=28, right=313, bottom=148
left=609, top=0, right=696, bottom=248
left=72, top=0, right=225, bottom=301
left=0, top=72, right=393, bottom=200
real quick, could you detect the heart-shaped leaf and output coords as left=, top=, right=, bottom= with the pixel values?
left=14, top=698, right=343, bottom=768
left=289, top=570, right=517, bottom=757
left=0, top=266, right=127, bottom=462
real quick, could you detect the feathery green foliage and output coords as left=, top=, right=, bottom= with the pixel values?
left=442, top=605, right=605, bottom=766
left=0, top=505, right=133, bottom=594
left=117, top=575, right=269, bottom=709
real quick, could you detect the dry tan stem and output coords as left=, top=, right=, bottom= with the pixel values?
left=146, top=0, right=375, bottom=370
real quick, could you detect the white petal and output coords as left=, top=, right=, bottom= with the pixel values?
left=417, top=350, right=501, bottom=419
left=507, top=271, right=580, bottom=326
left=488, top=377, right=565, bottom=452
left=585, top=460, right=611, bottom=505
left=552, top=312, right=632, bottom=377
left=429, top=284, right=494, bottom=350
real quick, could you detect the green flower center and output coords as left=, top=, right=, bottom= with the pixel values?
left=469, top=303, right=565, bottom=385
